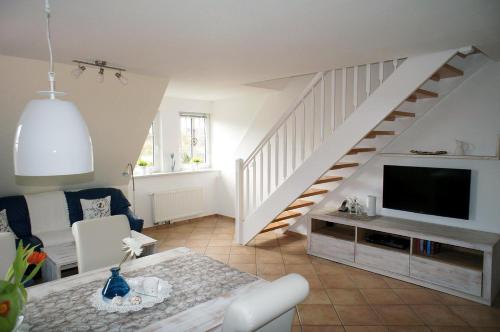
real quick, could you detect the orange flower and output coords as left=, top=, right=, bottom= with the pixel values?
left=27, top=251, right=47, bottom=265
left=0, top=301, right=9, bottom=317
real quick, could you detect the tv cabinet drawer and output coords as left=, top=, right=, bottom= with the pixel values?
left=410, top=256, right=482, bottom=297
left=355, top=243, right=410, bottom=276
left=309, top=233, right=355, bottom=262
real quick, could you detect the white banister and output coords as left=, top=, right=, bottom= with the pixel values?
left=366, top=63, right=371, bottom=96
left=341, top=67, right=347, bottom=121
left=267, top=141, right=271, bottom=195
left=353, top=65, right=358, bottom=109
left=275, top=132, right=279, bottom=187
left=245, top=164, right=249, bottom=216
left=301, top=101, right=306, bottom=162
left=379, top=61, right=384, bottom=83
left=252, top=158, right=256, bottom=210
left=236, top=56, right=406, bottom=224
left=320, top=75, right=325, bottom=141
left=259, top=150, right=263, bottom=202
left=243, top=72, right=324, bottom=167
left=331, top=69, right=336, bottom=132
left=283, top=122, right=287, bottom=179
left=311, top=86, right=316, bottom=152
left=292, top=112, right=296, bottom=171
left=235, top=158, right=244, bottom=243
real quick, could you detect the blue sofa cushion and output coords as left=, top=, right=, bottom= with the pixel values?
left=64, top=188, right=131, bottom=224
left=64, top=188, right=143, bottom=232
left=0, top=195, right=31, bottom=239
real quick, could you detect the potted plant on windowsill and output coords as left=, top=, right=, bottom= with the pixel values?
left=136, top=160, right=150, bottom=176
left=0, top=242, right=46, bottom=331
left=191, top=157, right=202, bottom=170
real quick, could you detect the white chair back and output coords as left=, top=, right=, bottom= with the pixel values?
left=0, top=232, right=16, bottom=279
left=71, top=215, right=131, bottom=273
left=222, top=273, right=309, bottom=332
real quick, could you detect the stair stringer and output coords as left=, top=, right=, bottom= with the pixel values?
left=238, top=49, right=459, bottom=245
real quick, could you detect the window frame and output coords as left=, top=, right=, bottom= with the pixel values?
left=179, top=112, right=210, bottom=169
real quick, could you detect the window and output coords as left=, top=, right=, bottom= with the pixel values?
left=137, top=124, right=155, bottom=167
left=136, top=113, right=162, bottom=174
left=180, top=113, right=209, bottom=167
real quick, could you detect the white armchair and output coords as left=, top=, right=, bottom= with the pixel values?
left=222, top=273, right=309, bottom=332
left=71, top=215, right=131, bottom=273
left=0, top=232, right=16, bottom=278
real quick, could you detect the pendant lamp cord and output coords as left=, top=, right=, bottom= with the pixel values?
left=44, top=0, right=56, bottom=99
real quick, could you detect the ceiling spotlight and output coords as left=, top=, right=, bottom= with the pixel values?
left=71, top=64, right=86, bottom=78
left=115, top=71, right=128, bottom=85
left=97, top=67, right=104, bottom=83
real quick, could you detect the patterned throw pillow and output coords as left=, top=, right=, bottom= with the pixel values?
left=0, top=209, right=13, bottom=233
left=80, top=196, right=111, bottom=220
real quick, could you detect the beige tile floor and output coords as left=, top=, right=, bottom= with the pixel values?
left=143, top=215, right=500, bottom=331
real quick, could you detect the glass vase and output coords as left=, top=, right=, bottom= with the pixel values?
left=0, top=281, right=23, bottom=332
left=102, top=267, right=130, bottom=299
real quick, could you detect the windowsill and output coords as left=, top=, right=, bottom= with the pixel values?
left=134, top=168, right=219, bottom=179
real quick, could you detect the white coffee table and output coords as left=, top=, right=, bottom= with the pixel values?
left=41, top=231, right=157, bottom=282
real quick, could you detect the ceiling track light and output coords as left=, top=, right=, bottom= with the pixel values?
left=72, top=59, right=128, bottom=85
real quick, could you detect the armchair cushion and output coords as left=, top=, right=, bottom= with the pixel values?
left=124, top=208, right=144, bottom=233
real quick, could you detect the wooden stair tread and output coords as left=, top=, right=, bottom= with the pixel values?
left=385, top=111, right=415, bottom=121
left=330, top=162, right=359, bottom=170
left=300, top=188, right=328, bottom=198
left=315, top=176, right=343, bottom=184
left=347, top=147, right=376, bottom=155
left=260, top=221, right=289, bottom=233
left=430, top=64, right=464, bottom=81
left=457, top=47, right=479, bottom=58
left=365, top=130, right=396, bottom=139
left=273, top=211, right=302, bottom=222
left=407, top=88, right=438, bottom=102
left=285, top=199, right=314, bottom=211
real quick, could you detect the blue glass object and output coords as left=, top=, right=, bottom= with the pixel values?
left=102, top=267, right=130, bottom=299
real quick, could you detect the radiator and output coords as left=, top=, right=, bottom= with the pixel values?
left=152, top=187, right=205, bottom=224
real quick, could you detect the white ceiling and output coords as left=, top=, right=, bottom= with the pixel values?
left=1, top=0, right=499, bottom=100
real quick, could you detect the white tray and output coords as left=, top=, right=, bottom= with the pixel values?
left=90, top=277, right=172, bottom=313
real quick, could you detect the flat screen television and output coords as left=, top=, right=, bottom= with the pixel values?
left=383, top=165, right=471, bottom=220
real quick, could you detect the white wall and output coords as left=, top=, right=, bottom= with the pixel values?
left=130, top=170, right=220, bottom=228
left=0, top=55, right=168, bottom=197
left=313, top=60, right=500, bottom=234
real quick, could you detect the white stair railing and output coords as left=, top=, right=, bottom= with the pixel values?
left=235, top=58, right=404, bottom=228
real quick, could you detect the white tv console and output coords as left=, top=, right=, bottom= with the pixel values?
left=307, top=211, right=500, bottom=305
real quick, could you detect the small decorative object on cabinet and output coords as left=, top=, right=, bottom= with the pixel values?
left=366, top=195, right=377, bottom=217
left=347, top=197, right=363, bottom=215
left=454, top=139, right=473, bottom=156
left=410, top=149, right=447, bottom=155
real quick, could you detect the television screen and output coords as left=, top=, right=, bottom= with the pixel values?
left=383, top=165, right=471, bottom=220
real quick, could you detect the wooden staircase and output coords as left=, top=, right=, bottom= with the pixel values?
left=258, top=62, right=459, bottom=234
left=236, top=48, right=481, bottom=244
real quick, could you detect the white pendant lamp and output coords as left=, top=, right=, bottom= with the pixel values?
left=14, top=0, right=93, bottom=176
